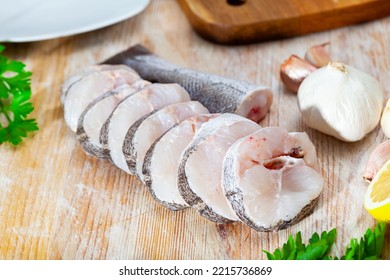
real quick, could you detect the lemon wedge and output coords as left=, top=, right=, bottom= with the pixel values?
left=364, top=158, right=390, bottom=221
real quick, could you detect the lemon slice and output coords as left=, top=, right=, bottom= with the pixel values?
left=364, top=158, right=390, bottom=221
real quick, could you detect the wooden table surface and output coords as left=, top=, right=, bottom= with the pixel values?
left=0, top=0, right=389, bottom=260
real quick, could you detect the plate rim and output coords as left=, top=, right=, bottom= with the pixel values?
left=0, top=0, right=150, bottom=43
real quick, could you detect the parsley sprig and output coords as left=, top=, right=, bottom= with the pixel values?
left=264, top=222, right=387, bottom=260
left=0, top=44, right=38, bottom=145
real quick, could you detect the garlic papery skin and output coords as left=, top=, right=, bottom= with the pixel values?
left=298, top=61, right=384, bottom=142
left=380, top=98, right=390, bottom=138
left=304, top=42, right=331, bottom=68
left=280, top=55, right=317, bottom=93
left=364, top=139, right=390, bottom=182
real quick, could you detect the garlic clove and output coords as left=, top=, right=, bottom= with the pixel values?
left=364, top=140, right=390, bottom=182
left=304, top=42, right=331, bottom=68
left=280, top=55, right=317, bottom=93
left=380, top=98, right=390, bottom=138
left=298, top=61, right=384, bottom=142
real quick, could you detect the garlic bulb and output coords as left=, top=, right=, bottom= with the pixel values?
left=298, top=61, right=384, bottom=142
left=380, top=98, right=390, bottom=138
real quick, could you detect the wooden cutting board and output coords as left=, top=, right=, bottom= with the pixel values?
left=1, top=0, right=390, bottom=260
left=178, top=0, right=390, bottom=44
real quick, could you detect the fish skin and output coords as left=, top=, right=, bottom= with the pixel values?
left=76, top=85, right=140, bottom=159
left=177, top=113, right=261, bottom=224
left=104, top=44, right=273, bottom=123
left=123, top=110, right=157, bottom=175
left=77, top=90, right=119, bottom=159
left=142, top=128, right=189, bottom=211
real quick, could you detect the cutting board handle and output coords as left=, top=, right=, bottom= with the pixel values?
left=178, top=0, right=390, bottom=44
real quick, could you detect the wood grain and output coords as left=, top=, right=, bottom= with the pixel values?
left=178, top=0, right=390, bottom=44
left=0, top=0, right=389, bottom=260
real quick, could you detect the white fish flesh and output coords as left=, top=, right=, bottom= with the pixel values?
left=61, top=59, right=323, bottom=232
left=124, top=101, right=209, bottom=182
left=143, top=114, right=219, bottom=210
left=222, top=127, right=323, bottom=231
left=61, top=64, right=139, bottom=103
left=63, top=68, right=150, bottom=132
left=178, top=114, right=261, bottom=223
left=101, top=83, right=191, bottom=173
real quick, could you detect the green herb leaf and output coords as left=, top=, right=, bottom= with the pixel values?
left=264, top=223, right=387, bottom=260
left=340, top=222, right=386, bottom=260
left=297, top=229, right=337, bottom=260
left=0, top=44, right=38, bottom=145
left=263, top=229, right=336, bottom=260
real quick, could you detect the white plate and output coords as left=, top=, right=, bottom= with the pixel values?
left=0, top=0, right=150, bottom=42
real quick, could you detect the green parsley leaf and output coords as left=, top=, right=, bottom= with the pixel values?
left=0, top=44, right=38, bottom=145
left=297, top=229, right=337, bottom=260
left=264, top=223, right=387, bottom=260
left=340, top=222, right=386, bottom=260
left=263, top=229, right=336, bottom=260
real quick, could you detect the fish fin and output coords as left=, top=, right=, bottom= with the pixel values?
left=103, top=44, right=153, bottom=65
